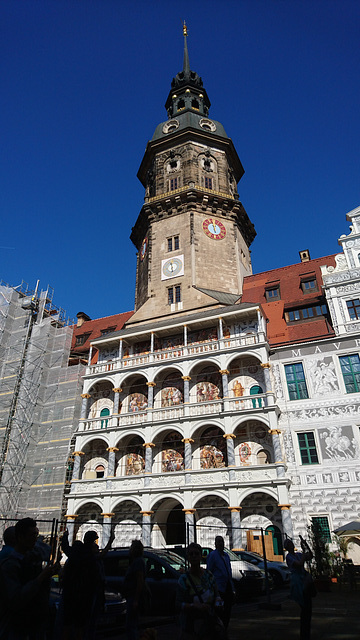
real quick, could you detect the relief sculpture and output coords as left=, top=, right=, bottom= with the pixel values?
left=319, top=425, right=356, bottom=460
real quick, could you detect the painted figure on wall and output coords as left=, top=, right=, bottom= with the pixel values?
left=126, top=453, right=145, bottom=475
left=161, top=372, right=183, bottom=407
left=128, top=392, right=148, bottom=412
left=200, top=427, right=227, bottom=469
left=125, top=436, right=145, bottom=475
left=162, top=431, right=184, bottom=472
left=196, top=367, right=221, bottom=402
left=134, top=340, right=150, bottom=355
left=188, top=327, right=218, bottom=345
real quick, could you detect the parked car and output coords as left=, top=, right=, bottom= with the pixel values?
left=232, top=550, right=290, bottom=587
left=167, top=545, right=265, bottom=598
left=102, top=547, right=187, bottom=614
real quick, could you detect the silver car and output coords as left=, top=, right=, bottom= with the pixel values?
left=233, top=550, right=290, bottom=587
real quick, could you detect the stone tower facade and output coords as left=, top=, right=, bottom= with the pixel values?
left=129, top=27, right=256, bottom=325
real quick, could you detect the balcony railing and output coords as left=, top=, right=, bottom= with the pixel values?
left=80, top=393, right=272, bottom=431
left=87, top=334, right=263, bottom=376
left=70, top=464, right=279, bottom=495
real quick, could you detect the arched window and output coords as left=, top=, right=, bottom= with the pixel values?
left=95, top=464, right=105, bottom=478
left=100, top=407, right=110, bottom=429
left=257, top=449, right=271, bottom=465
left=177, top=99, right=185, bottom=111
left=250, top=385, right=263, bottom=408
left=191, top=98, right=199, bottom=110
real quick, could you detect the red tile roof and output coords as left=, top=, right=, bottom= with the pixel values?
left=242, top=254, right=337, bottom=346
left=70, top=311, right=134, bottom=363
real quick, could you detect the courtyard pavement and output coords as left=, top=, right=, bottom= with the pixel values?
left=139, top=583, right=360, bottom=640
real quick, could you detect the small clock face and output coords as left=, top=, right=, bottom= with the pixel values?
left=140, top=237, right=148, bottom=261
left=161, top=255, right=184, bottom=280
left=203, top=218, right=226, bottom=240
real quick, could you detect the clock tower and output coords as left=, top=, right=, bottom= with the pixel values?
left=129, top=25, right=256, bottom=326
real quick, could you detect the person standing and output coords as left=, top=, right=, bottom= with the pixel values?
left=0, top=517, right=58, bottom=640
left=284, top=537, right=314, bottom=640
left=206, top=536, right=234, bottom=629
left=123, top=540, right=146, bottom=640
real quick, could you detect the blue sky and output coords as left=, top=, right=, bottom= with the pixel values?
left=1, top=0, right=359, bottom=321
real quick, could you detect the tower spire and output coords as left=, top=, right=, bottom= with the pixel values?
left=183, top=21, right=190, bottom=76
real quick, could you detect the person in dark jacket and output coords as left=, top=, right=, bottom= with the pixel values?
left=206, top=536, right=234, bottom=628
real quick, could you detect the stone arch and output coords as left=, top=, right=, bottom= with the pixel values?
left=153, top=428, right=184, bottom=474
left=122, top=373, right=149, bottom=413
left=197, top=152, right=218, bottom=191
left=115, top=433, right=145, bottom=477
left=189, top=362, right=222, bottom=404
left=87, top=380, right=114, bottom=419
left=191, top=423, right=227, bottom=470
left=84, top=376, right=115, bottom=394
left=111, top=499, right=143, bottom=547
left=154, top=366, right=184, bottom=408
left=227, top=355, right=265, bottom=409
left=81, top=438, right=109, bottom=479
left=239, top=491, right=282, bottom=551
left=151, top=496, right=185, bottom=546
left=74, top=501, right=103, bottom=543
left=233, top=420, right=273, bottom=467
left=194, top=494, right=231, bottom=548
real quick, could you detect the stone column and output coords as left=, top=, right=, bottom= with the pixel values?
left=261, top=362, right=274, bottom=406
left=101, top=512, right=115, bottom=548
left=269, top=429, right=285, bottom=477
left=218, top=317, right=224, bottom=340
left=229, top=507, right=242, bottom=549
left=183, top=325, right=188, bottom=346
left=182, top=438, right=194, bottom=470
left=183, top=509, right=196, bottom=545
left=141, top=511, right=154, bottom=547
left=279, top=504, right=294, bottom=540
left=150, top=332, right=154, bottom=353
left=80, top=393, right=91, bottom=420
left=182, top=376, right=191, bottom=403
left=219, top=369, right=229, bottom=398
left=143, top=443, right=155, bottom=473
left=64, top=515, right=78, bottom=545
left=118, top=340, right=123, bottom=360
left=223, top=434, right=236, bottom=467
left=87, top=346, right=93, bottom=366
left=72, top=451, right=84, bottom=480
left=112, top=388, right=122, bottom=415
left=107, top=447, right=119, bottom=477
left=146, top=382, right=156, bottom=408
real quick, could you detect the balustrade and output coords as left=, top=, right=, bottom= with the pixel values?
left=79, top=392, right=271, bottom=431
left=87, top=333, right=261, bottom=375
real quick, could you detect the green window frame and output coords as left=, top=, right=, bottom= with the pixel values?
left=339, top=354, right=360, bottom=393
left=285, top=363, right=308, bottom=400
left=297, top=432, right=319, bottom=465
left=311, top=516, right=331, bottom=543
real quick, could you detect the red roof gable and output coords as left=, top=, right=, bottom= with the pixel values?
left=70, top=310, right=134, bottom=362
left=242, top=254, right=337, bottom=346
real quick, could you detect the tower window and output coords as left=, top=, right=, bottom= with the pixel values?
left=167, top=236, right=179, bottom=252
left=204, top=177, right=213, bottom=189
left=168, top=285, right=181, bottom=305
left=191, top=99, right=199, bottom=110
left=170, top=178, right=179, bottom=191
left=177, top=99, right=185, bottom=111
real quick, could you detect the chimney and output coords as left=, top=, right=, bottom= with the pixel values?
left=299, top=249, right=310, bottom=263
left=76, top=312, right=91, bottom=327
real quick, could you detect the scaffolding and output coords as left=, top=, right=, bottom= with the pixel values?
left=0, top=281, right=84, bottom=532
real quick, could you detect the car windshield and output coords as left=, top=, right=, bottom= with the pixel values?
left=224, top=548, right=242, bottom=562
left=152, top=551, right=187, bottom=572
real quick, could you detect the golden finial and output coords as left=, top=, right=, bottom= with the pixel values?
left=183, top=21, right=188, bottom=37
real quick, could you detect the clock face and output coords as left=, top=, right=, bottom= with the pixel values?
left=140, top=237, right=148, bottom=261
left=161, top=255, right=184, bottom=280
left=203, top=218, right=226, bottom=240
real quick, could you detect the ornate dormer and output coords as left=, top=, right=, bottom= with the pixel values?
left=321, top=205, right=360, bottom=335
